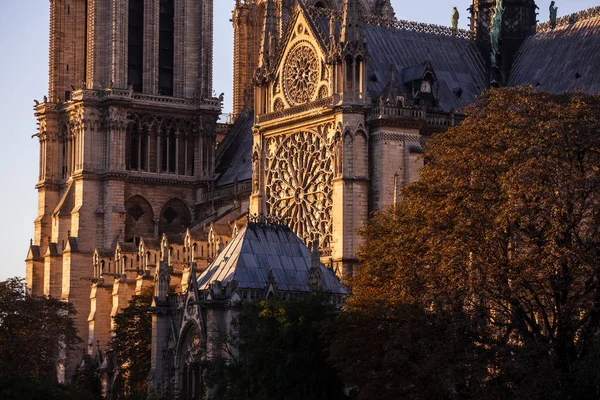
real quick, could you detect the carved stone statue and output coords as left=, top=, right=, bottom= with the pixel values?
left=451, top=7, right=459, bottom=31
left=490, top=0, right=505, bottom=67
left=550, top=1, right=558, bottom=28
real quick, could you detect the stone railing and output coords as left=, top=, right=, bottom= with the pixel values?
left=537, top=6, right=600, bottom=32
left=425, top=112, right=461, bottom=128
left=368, top=105, right=463, bottom=129
left=66, top=88, right=222, bottom=110
left=34, top=101, right=59, bottom=114
left=198, top=180, right=252, bottom=204
left=368, top=105, right=425, bottom=120
left=256, top=97, right=333, bottom=124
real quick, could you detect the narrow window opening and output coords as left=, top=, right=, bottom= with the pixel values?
left=159, top=0, right=174, bottom=96
left=168, top=131, right=176, bottom=173
left=128, top=0, right=144, bottom=92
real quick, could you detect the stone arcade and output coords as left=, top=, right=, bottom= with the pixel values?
left=25, top=0, right=600, bottom=395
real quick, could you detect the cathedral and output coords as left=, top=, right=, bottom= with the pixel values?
left=24, top=0, right=600, bottom=396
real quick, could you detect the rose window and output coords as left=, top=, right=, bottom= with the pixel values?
left=283, top=43, right=319, bottom=105
left=266, top=131, right=333, bottom=250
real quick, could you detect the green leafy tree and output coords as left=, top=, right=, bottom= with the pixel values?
left=331, top=88, right=600, bottom=399
left=0, top=277, right=99, bottom=399
left=110, top=286, right=154, bottom=398
left=204, top=295, right=348, bottom=400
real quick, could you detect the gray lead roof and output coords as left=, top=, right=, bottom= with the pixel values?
left=509, top=14, right=600, bottom=94
left=363, top=25, right=487, bottom=112
left=309, top=11, right=487, bottom=112
left=214, top=110, right=254, bottom=187
left=197, top=223, right=348, bottom=295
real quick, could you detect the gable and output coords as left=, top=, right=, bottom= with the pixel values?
left=271, top=8, right=331, bottom=112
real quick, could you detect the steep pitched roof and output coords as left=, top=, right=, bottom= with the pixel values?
left=303, top=7, right=486, bottom=112
left=197, top=223, right=348, bottom=295
left=509, top=10, right=600, bottom=94
left=214, top=109, right=254, bottom=187
left=364, top=25, right=486, bottom=112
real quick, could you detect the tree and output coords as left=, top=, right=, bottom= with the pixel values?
left=0, top=277, right=97, bottom=399
left=331, top=88, right=600, bottom=399
left=0, top=277, right=81, bottom=379
left=110, top=286, right=154, bottom=398
left=204, top=295, right=348, bottom=400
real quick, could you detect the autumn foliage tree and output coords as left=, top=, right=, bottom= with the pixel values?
left=331, top=88, right=600, bottom=399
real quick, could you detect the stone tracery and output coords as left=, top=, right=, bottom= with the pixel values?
left=283, top=43, right=320, bottom=105
left=265, top=130, right=334, bottom=250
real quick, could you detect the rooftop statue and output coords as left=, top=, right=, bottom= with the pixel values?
left=451, top=7, right=460, bottom=31
left=490, top=0, right=505, bottom=67
left=550, top=1, right=558, bottom=28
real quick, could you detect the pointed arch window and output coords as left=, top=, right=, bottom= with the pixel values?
left=126, top=122, right=148, bottom=171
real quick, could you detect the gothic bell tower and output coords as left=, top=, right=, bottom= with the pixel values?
left=28, top=0, right=220, bottom=382
left=469, top=0, right=538, bottom=84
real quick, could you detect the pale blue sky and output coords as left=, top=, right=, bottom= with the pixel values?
left=0, top=0, right=595, bottom=281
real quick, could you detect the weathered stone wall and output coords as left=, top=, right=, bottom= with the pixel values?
left=369, top=127, right=423, bottom=211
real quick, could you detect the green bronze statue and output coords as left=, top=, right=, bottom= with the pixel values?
left=451, top=7, right=460, bottom=31
left=550, top=1, right=558, bottom=28
left=490, top=0, right=505, bottom=67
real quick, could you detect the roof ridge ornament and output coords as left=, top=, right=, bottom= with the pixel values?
left=248, top=213, right=289, bottom=226
left=537, top=5, right=600, bottom=32
left=550, top=1, right=558, bottom=29
left=451, top=6, right=459, bottom=34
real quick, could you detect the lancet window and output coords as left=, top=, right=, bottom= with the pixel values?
left=126, top=117, right=196, bottom=177
left=126, top=122, right=148, bottom=171
left=159, top=0, right=175, bottom=96
left=128, top=0, right=144, bottom=92
left=59, top=122, right=80, bottom=180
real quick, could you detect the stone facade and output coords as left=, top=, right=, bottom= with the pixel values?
left=231, top=0, right=394, bottom=117
left=26, top=0, right=250, bottom=382
left=26, top=0, right=600, bottom=392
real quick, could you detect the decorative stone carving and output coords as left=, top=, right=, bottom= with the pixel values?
left=265, top=130, right=334, bottom=250
left=318, top=85, right=329, bottom=99
left=283, top=42, right=319, bottom=106
left=273, top=98, right=285, bottom=112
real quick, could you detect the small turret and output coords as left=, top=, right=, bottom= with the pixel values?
left=153, top=244, right=171, bottom=305
left=309, top=240, right=323, bottom=291
left=341, top=0, right=363, bottom=43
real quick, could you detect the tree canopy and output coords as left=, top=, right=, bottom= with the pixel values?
left=110, top=286, right=154, bottom=398
left=204, top=295, right=348, bottom=400
left=331, top=88, right=600, bottom=399
left=0, top=277, right=97, bottom=399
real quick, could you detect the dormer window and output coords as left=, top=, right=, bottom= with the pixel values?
left=421, top=81, right=432, bottom=93
left=396, top=96, right=405, bottom=107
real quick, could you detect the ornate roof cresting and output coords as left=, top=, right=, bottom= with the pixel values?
left=537, top=6, right=600, bottom=33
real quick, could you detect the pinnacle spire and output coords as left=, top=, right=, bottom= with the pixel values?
left=341, top=0, right=363, bottom=43
left=259, top=0, right=277, bottom=69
